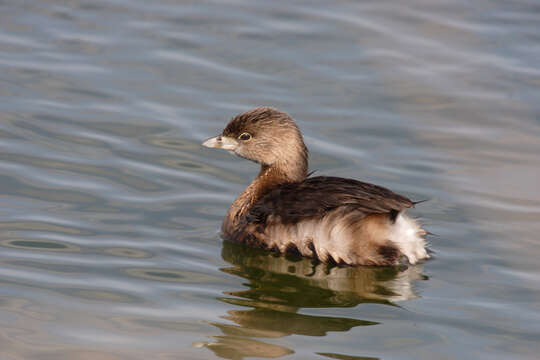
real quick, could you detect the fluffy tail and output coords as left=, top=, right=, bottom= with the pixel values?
left=389, top=213, right=429, bottom=264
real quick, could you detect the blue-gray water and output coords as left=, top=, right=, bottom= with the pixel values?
left=1, top=1, right=540, bottom=359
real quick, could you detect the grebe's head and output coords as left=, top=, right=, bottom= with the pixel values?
left=203, top=107, right=308, bottom=176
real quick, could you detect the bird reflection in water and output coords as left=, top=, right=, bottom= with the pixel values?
left=195, top=241, right=427, bottom=359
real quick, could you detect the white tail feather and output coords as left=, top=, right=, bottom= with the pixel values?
left=389, top=213, right=429, bottom=264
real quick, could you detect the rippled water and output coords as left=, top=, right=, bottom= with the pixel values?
left=1, top=0, right=540, bottom=359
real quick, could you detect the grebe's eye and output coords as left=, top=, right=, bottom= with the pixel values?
left=238, top=132, right=252, bottom=141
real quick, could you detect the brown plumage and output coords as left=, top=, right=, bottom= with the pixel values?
left=202, top=107, right=429, bottom=266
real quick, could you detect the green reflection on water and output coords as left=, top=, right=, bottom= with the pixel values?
left=317, top=352, right=379, bottom=360
left=197, top=241, right=426, bottom=359
left=3, top=239, right=76, bottom=251
left=14, top=240, right=65, bottom=249
left=124, top=267, right=222, bottom=283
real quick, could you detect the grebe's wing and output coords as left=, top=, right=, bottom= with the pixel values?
left=245, top=176, right=414, bottom=225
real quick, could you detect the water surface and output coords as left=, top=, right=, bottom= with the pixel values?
left=1, top=0, right=539, bottom=359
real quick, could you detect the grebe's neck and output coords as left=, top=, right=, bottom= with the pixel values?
left=222, top=156, right=308, bottom=236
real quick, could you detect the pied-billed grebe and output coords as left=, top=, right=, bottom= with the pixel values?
left=203, top=107, right=429, bottom=266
